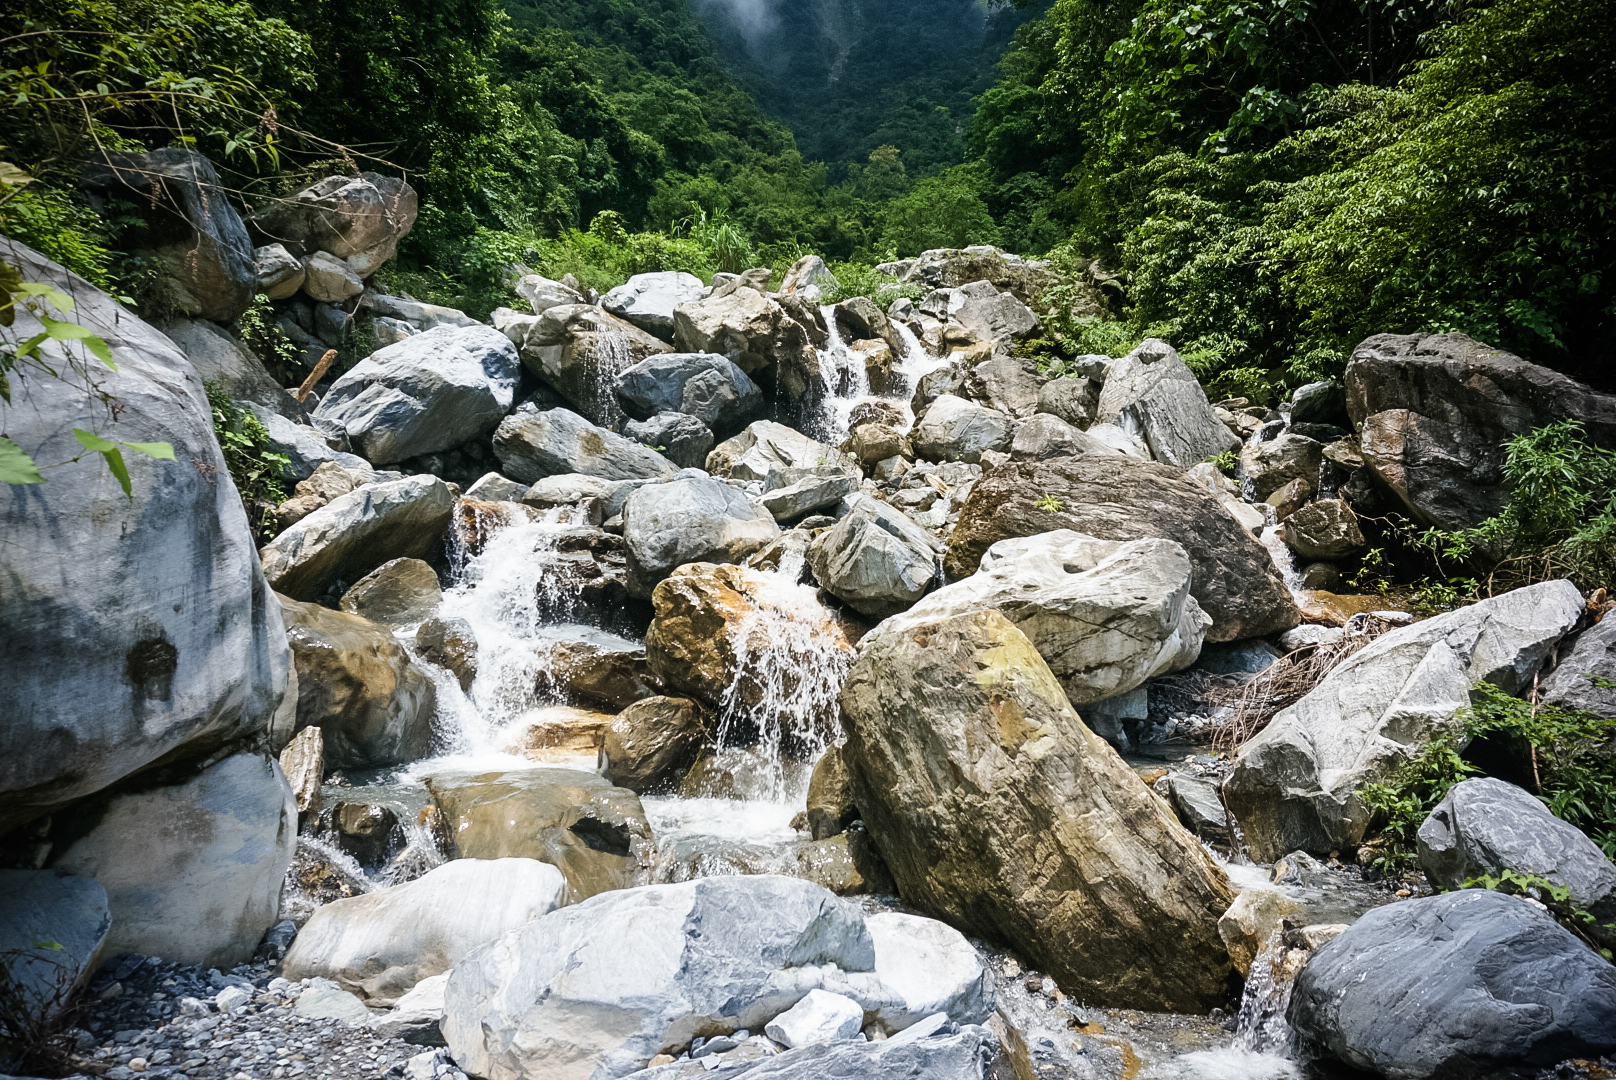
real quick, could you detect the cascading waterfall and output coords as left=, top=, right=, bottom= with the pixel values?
left=586, top=331, right=636, bottom=430
left=813, top=305, right=871, bottom=442
left=710, top=568, right=853, bottom=804
left=1233, top=934, right=1306, bottom=1056
left=1260, top=524, right=1309, bottom=602
left=429, top=501, right=619, bottom=759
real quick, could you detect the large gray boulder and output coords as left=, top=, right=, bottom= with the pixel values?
left=865, top=912, right=991, bottom=1032
left=945, top=455, right=1299, bottom=642
left=911, top=395, right=1014, bottom=464
left=672, top=288, right=819, bottom=400
left=441, top=876, right=882, bottom=1080
left=806, top=495, right=942, bottom=618
left=760, top=466, right=861, bottom=523
left=81, top=148, right=256, bottom=322
left=280, top=596, right=437, bottom=769
left=161, top=317, right=305, bottom=419
left=245, top=403, right=372, bottom=481
left=1540, top=615, right=1616, bottom=717
left=614, top=353, right=762, bottom=433
left=1289, top=890, right=1616, bottom=1078
left=0, top=238, right=291, bottom=834
left=885, top=531, right=1208, bottom=707
left=312, top=325, right=520, bottom=464
left=839, top=610, right=1235, bottom=1012
left=1225, top=580, right=1586, bottom=860
left=494, top=407, right=679, bottom=484
left=48, top=753, right=296, bottom=967
left=622, top=476, right=781, bottom=598
left=507, top=304, right=672, bottom=428
left=1418, top=777, right=1616, bottom=931
left=623, top=412, right=715, bottom=471
left=0, top=871, right=111, bottom=1018
left=707, top=421, right=851, bottom=481
left=1008, top=412, right=1113, bottom=461
left=1093, top=339, right=1239, bottom=468
left=603, top=272, right=708, bottom=341
left=258, top=475, right=455, bottom=601
left=255, top=172, right=418, bottom=276
left=283, top=858, right=566, bottom=1005
left=916, top=280, right=1040, bottom=346
left=1346, top=332, right=1616, bottom=531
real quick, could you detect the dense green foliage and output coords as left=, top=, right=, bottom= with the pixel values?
left=2, top=0, right=1609, bottom=394
left=1359, top=682, right=1616, bottom=873
left=695, top=0, right=1036, bottom=178
left=970, top=0, right=1615, bottom=397
left=205, top=381, right=287, bottom=541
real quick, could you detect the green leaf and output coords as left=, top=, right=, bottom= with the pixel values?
left=0, top=435, right=44, bottom=484
left=121, top=440, right=175, bottom=460
left=73, top=428, right=117, bottom=454
left=101, top=446, right=131, bottom=496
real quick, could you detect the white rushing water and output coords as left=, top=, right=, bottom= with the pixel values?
left=811, top=304, right=947, bottom=443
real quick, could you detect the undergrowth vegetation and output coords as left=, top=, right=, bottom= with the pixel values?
left=1358, top=682, right=1616, bottom=875
left=205, top=382, right=288, bottom=542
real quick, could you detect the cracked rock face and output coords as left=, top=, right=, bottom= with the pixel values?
left=883, top=530, right=1208, bottom=706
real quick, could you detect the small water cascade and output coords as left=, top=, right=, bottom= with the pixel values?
left=1260, top=523, right=1309, bottom=603
left=1232, top=933, right=1307, bottom=1056
left=583, top=331, right=636, bottom=431
left=425, top=500, right=629, bottom=760
left=812, top=305, right=872, bottom=442
left=710, top=568, right=853, bottom=803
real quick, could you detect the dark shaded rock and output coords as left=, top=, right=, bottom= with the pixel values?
left=1541, top=616, right=1616, bottom=717
left=1345, top=333, right=1616, bottom=530
left=598, top=697, right=706, bottom=794
left=1289, top=889, right=1616, bottom=1078
left=81, top=148, right=255, bottom=322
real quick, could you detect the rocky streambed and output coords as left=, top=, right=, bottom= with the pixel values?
left=4, top=194, right=1616, bottom=1080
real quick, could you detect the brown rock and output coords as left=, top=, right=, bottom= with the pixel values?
left=839, top=609, right=1235, bottom=1012
left=508, top=705, right=613, bottom=762
left=806, top=746, right=856, bottom=841
left=425, top=767, right=654, bottom=902
left=846, top=423, right=912, bottom=466
left=541, top=640, right=658, bottom=711
left=1265, top=478, right=1311, bottom=521
left=644, top=563, right=858, bottom=709
left=339, top=558, right=442, bottom=626
left=943, top=455, right=1299, bottom=642
left=279, top=725, right=324, bottom=819
left=279, top=595, right=436, bottom=770
left=416, top=616, right=477, bottom=692
left=598, top=697, right=706, bottom=794
left=849, top=339, right=896, bottom=395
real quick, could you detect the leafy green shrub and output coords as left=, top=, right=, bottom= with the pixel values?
left=819, top=261, right=925, bottom=307
left=205, top=381, right=288, bottom=542
left=1359, top=682, right=1616, bottom=875
left=238, top=293, right=301, bottom=386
